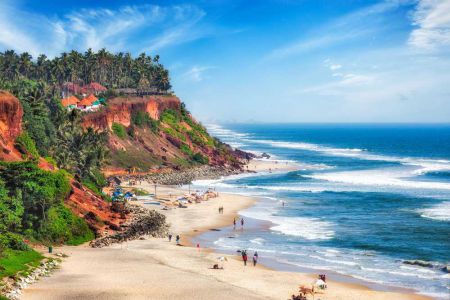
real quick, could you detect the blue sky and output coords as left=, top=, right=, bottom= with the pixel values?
left=1, top=0, right=449, bottom=123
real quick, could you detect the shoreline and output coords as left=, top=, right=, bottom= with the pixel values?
left=20, top=159, right=431, bottom=300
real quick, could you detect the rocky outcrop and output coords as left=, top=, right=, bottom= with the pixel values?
left=0, top=90, right=23, bottom=161
left=90, top=205, right=168, bottom=248
left=83, top=95, right=180, bottom=130
left=128, top=165, right=249, bottom=185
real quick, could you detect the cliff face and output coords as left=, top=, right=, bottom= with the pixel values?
left=0, top=91, right=23, bottom=161
left=83, top=96, right=181, bottom=130
left=83, top=95, right=249, bottom=173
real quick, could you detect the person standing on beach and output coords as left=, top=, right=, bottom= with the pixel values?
left=242, top=250, right=248, bottom=266
left=233, top=218, right=236, bottom=229
left=253, top=251, right=258, bottom=266
left=176, top=235, right=180, bottom=245
left=168, top=234, right=172, bottom=242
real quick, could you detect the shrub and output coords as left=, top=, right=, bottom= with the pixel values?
left=160, top=109, right=180, bottom=126
left=192, top=153, right=209, bottom=164
left=180, top=144, right=192, bottom=156
left=15, top=132, right=39, bottom=160
left=111, top=123, right=127, bottom=139
left=39, top=205, right=94, bottom=245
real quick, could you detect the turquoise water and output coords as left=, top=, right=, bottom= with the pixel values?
left=194, top=124, right=450, bottom=299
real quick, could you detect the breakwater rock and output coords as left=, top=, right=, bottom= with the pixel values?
left=90, top=205, right=168, bottom=248
left=118, top=165, right=251, bottom=186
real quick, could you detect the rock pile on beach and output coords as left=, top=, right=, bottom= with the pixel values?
left=90, top=205, right=168, bottom=248
left=2, top=258, right=60, bottom=299
left=146, top=165, right=247, bottom=185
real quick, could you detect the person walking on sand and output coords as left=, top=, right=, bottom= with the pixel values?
left=176, top=235, right=180, bottom=245
left=168, top=234, right=172, bottom=242
left=253, top=251, right=258, bottom=266
left=242, top=250, right=248, bottom=266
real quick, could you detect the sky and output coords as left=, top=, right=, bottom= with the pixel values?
left=1, top=0, right=449, bottom=123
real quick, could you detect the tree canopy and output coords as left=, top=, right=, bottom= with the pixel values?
left=0, top=49, right=172, bottom=92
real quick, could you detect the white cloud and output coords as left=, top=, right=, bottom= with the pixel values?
left=408, top=0, right=450, bottom=51
left=329, top=64, right=342, bottom=70
left=0, top=2, right=207, bottom=57
left=182, top=66, right=214, bottom=82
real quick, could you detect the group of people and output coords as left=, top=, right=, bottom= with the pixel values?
left=240, top=250, right=258, bottom=266
left=233, top=217, right=244, bottom=229
left=168, top=234, right=181, bottom=245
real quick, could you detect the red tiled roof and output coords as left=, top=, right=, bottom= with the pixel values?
left=78, top=94, right=98, bottom=106
left=61, top=95, right=79, bottom=107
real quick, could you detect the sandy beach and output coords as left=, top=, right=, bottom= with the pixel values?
left=21, top=161, right=431, bottom=300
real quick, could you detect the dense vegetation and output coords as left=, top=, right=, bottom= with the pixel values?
left=0, top=49, right=171, bottom=92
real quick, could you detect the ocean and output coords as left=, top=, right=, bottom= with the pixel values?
left=193, top=123, right=450, bottom=299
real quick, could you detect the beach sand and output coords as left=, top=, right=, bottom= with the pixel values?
left=21, top=164, right=431, bottom=300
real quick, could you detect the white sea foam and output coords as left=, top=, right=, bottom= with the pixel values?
left=417, top=201, right=450, bottom=221
left=305, top=169, right=450, bottom=190
left=241, top=208, right=334, bottom=240
left=243, top=138, right=450, bottom=176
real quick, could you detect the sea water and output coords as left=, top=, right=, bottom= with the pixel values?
left=194, top=124, right=450, bottom=299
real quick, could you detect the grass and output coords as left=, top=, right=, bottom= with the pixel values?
left=111, top=122, right=127, bottom=139
left=0, top=249, right=43, bottom=279
left=131, top=188, right=148, bottom=196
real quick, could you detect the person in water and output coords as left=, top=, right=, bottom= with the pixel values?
left=241, top=218, right=245, bottom=228
left=233, top=218, right=236, bottom=229
left=253, top=251, right=258, bottom=266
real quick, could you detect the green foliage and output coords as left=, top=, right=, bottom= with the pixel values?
left=0, top=249, right=43, bottom=279
left=131, top=111, right=159, bottom=133
left=39, top=205, right=94, bottom=246
left=180, top=143, right=193, bottom=156
left=0, top=233, right=29, bottom=252
left=81, top=170, right=109, bottom=201
left=111, top=149, right=162, bottom=171
left=192, top=153, right=209, bottom=165
left=162, top=126, right=186, bottom=141
left=54, top=109, right=109, bottom=182
left=131, top=188, right=148, bottom=196
left=112, top=122, right=127, bottom=139
left=44, top=156, right=57, bottom=167
left=0, top=162, right=81, bottom=239
left=15, top=132, right=39, bottom=160
left=0, top=162, right=94, bottom=251
left=0, top=180, right=24, bottom=234
left=0, top=79, right=57, bottom=157
left=160, top=109, right=180, bottom=126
